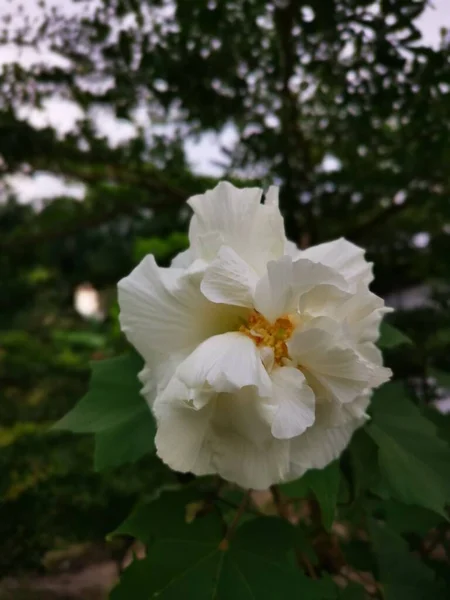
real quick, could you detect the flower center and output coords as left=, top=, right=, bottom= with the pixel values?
left=239, top=310, right=295, bottom=364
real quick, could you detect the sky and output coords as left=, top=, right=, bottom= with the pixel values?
left=0, top=0, right=449, bottom=203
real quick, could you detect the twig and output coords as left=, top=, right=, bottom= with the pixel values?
left=216, top=496, right=261, bottom=517
left=218, top=489, right=251, bottom=550
left=270, top=484, right=290, bottom=520
left=271, top=485, right=318, bottom=580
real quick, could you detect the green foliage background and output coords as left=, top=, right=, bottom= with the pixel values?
left=1, top=0, right=450, bottom=597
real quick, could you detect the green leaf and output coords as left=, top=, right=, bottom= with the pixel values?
left=280, top=461, right=340, bottom=531
left=111, top=490, right=336, bottom=600
left=54, top=352, right=156, bottom=469
left=347, top=429, right=381, bottom=499
left=378, top=323, right=412, bottom=348
left=94, top=409, right=156, bottom=471
left=369, top=519, right=445, bottom=600
left=368, top=383, right=450, bottom=518
left=381, top=500, right=443, bottom=537
left=307, top=461, right=340, bottom=531
left=339, top=583, right=366, bottom=600
left=52, top=329, right=107, bottom=349
left=430, top=368, right=450, bottom=389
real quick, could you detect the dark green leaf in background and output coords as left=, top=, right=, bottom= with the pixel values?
left=281, top=461, right=340, bottom=531
left=54, top=352, right=156, bottom=469
left=369, top=519, right=446, bottom=600
left=111, top=490, right=336, bottom=600
left=368, top=383, right=450, bottom=518
left=378, top=323, right=413, bottom=349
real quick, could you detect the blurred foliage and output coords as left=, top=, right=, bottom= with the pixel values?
left=0, top=0, right=450, bottom=594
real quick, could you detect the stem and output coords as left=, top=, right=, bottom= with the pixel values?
left=271, top=485, right=290, bottom=520
left=219, top=490, right=251, bottom=550
left=217, top=496, right=261, bottom=516
left=271, top=485, right=318, bottom=580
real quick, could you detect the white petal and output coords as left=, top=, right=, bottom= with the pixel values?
left=118, top=255, right=244, bottom=367
left=264, top=185, right=279, bottom=206
left=358, top=343, right=392, bottom=388
left=290, top=418, right=360, bottom=471
left=271, top=367, right=315, bottom=439
left=153, top=381, right=215, bottom=475
left=187, top=182, right=286, bottom=272
left=171, top=248, right=193, bottom=268
left=188, top=181, right=261, bottom=258
left=336, top=285, right=392, bottom=343
left=298, top=284, right=351, bottom=318
left=210, top=388, right=290, bottom=489
left=200, top=245, right=258, bottom=307
left=285, top=240, right=302, bottom=259
left=300, top=238, right=373, bottom=287
left=318, top=394, right=371, bottom=427
left=176, top=332, right=272, bottom=397
left=288, top=323, right=372, bottom=404
left=254, top=256, right=348, bottom=321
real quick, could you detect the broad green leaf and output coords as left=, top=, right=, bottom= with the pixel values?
left=423, top=406, right=450, bottom=444
left=382, top=500, right=443, bottom=536
left=111, top=490, right=336, bottom=600
left=94, top=409, right=156, bottom=471
left=347, top=429, right=381, bottom=499
left=378, top=323, right=412, bottom=348
left=111, top=489, right=223, bottom=544
left=54, top=353, right=145, bottom=433
left=280, top=461, right=340, bottom=531
left=368, top=383, right=450, bottom=518
left=369, top=519, right=445, bottom=600
left=307, top=461, right=340, bottom=531
left=339, top=583, right=366, bottom=600
left=54, top=352, right=156, bottom=469
left=429, top=368, right=450, bottom=389
left=52, top=329, right=107, bottom=349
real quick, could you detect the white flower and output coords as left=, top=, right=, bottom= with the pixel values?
left=118, top=182, right=392, bottom=489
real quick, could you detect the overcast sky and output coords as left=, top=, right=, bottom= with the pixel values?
left=1, top=0, right=449, bottom=202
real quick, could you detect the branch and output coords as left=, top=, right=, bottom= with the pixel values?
left=344, top=202, right=409, bottom=241
left=273, top=2, right=316, bottom=244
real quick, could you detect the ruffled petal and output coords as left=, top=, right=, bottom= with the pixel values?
left=336, top=285, right=393, bottom=343
left=200, top=245, right=258, bottom=307
left=300, top=237, right=373, bottom=287
left=170, top=248, right=193, bottom=268
left=209, top=387, right=290, bottom=489
left=289, top=407, right=364, bottom=471
left=153, top=377, right=215, bottom=475
left=254, top=256, right=348, bottom=322
left=176, top=332, right=272, bottom=397
left=270, top=367, right=315, bottom=439
left=187, top=181, right=286, bottom=273
left=118, top=255, right=244, bottom=366
left=288, top=321, right=372, bottom=404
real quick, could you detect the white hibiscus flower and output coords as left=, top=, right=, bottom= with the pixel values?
left=118, top=182, right=392, bottom=489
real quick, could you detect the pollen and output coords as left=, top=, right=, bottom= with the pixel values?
left=239, top=310, right=295, bottom=364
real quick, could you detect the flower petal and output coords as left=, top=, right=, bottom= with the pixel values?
left=289, top=418, right=360, bottom=471
left=118, top=255, right=244, bottom=367
left=300, top=238, right=373, bottom=287
left=254, top=256, right=348, bottom=321
left=153, top=378, right=215, bottom=475
left=176, top=332, right=272, bottom=397
left=171, top=248, right=193, bottom=268
left=336, top=285, right=393, bottom=343
left=270, top=367, right=315, bottom=439
left=188, top=181, right=286, bottom=273
left=200, top=245, right=259, bottom=307
left=210, top=388, right=290, bottom=489
left=288, top=322, right=372, bottom=404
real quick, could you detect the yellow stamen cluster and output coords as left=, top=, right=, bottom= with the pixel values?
left=239, top=310, right=294, bottom=364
